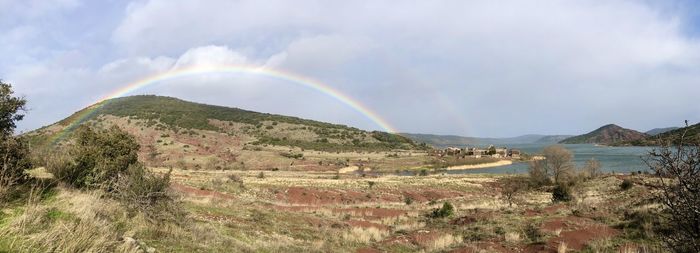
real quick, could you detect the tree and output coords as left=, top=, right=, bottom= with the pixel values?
left=501, top=176, right=527, bottom=207
left=583, top=158, right=601, bottom=179
left=488, top=146, right=497, bottom=155
left=644, top=123, right=700, bottom=252
left=527, top=159, right=550, bottom=187
left=542, top=145, right=574, bottom=184
left=49, top=126, right=139, bottom=189
left=0, top=81, right=27, bottom=138
left=0, top=81, right=30, bottom=200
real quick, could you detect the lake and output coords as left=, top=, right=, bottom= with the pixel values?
left=445, top=144, right=655, bottom=174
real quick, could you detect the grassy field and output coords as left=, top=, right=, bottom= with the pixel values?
left=0, top=167, right=667, bottom=253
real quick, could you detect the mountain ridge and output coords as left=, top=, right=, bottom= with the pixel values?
left=400, top=133, right=573, bottom=147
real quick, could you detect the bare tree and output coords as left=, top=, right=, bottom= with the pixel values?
left=528, top=159, right=550, bottom=187
left=644, top=122, right=700, bottom=252
left=584, top=158, right=601, bottom=179
left=542, top=145, right=574, bottom=184
left=501, top=176, right=527, bottom=207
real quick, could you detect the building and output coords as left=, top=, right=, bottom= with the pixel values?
left=509, top=149, right=521, bottom=159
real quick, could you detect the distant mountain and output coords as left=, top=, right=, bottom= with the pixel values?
left=400, top=133, right=572, bottom=147
left=625, top=123, right=700, bottom=146
left=534, top=135, right=574, bottom=144
left=559, top=124, right=648, bottom=145
left=645, top=127, right=679, bottom=136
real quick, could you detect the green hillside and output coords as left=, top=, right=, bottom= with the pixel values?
left=627, top=122, right=700, bottom=146
left=29, top=95, right=422, bottom=152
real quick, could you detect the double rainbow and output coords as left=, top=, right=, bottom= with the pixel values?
left=49, top=65, right=397, bottom=144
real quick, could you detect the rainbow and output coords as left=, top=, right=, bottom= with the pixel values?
left=49, top=65, right=397, bottom=144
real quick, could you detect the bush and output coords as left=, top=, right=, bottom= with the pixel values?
left=418, top=169, right=429, bottom=176
left=552, top=184, right=572, bottom=202
left=429, top=202, right=454, bottom=218
left=0, top=81, right=31, bottom=201
left=0, top=137, right=32, bottom=200
left=113, top=164, right=178, bottom=222
left=48, top=126, right=139, bottom=189
left=620, top=179, right=633, bottom=190
left=524, top=222, right=543, bottom=243
left=404, top=196, right=413, bottom=205
left=528, top=160, right=551, bottom=187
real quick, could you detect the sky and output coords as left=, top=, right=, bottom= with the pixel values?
left=2, top=0, right=700, bottom=137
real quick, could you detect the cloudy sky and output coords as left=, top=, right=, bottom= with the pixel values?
left=3, top=0, right=700, bottom=137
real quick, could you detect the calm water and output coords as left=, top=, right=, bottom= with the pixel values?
left=445, top=144, right=655, bottom=175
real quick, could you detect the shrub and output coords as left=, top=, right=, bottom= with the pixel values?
left=404, top=196, right=413, bottom=205
left=113, top=164, right=178, bottom=222
left=429, top=202, right=454, bottom=218
left=48, top=126, right=139, bottom=189
left=552, top=184, right=572, bottom=202
left=419, top=169, right=429, bottom=176
left=0, top=81, right=31, bottom=201
left=367, top=181, right=376, bottom=189
left=524, top=222, right=543, bottom=243
left=528, top=160, right=551, bottom=187
left=0, top=137, right=32, bottom=200
left=257, top=172, right=265, bottom=179
left=620, top=179, right=633, bottom=191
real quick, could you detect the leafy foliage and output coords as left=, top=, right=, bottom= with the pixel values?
left=429, top=202, right=454, bottom=218
left=0, top=81, right=31, bottom=201
left=552, top=183, right=572, bottom=202
left=48, top=126, right=139, bottom=189
left=0, top=81, right=27, bottom=137
left=0, top=137, right=32, bottom=200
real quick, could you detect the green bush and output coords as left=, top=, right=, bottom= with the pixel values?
left=620, top=179, right=634, bottom=190
left=429, top=202, right=454, bottom=218
left=48, top=126, right=139, bottom=189
left=0, top=137, right=32, bottom=200
left=552, top=183, right=572, bottom=202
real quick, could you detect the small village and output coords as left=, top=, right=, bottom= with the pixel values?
left=431, top=145, right=521, bottom=159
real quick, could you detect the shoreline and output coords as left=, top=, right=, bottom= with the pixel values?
left=443, top=160, right=513, bottom=170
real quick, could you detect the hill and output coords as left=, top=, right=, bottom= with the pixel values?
left=625, top=123, right=700, bottom=146
left=559, top=124, right=648, bottom=145
left=645, top=127, right=679, bottom=136
left=25, top=95, right=426, bottom=170
left=533, top=135, right=574, bottom=144
left=400, top=133, right=573, bottom=147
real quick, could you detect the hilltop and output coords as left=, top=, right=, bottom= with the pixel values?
left=559, top=124, right=648, bottom=145
left=25, top=95, right=427, bottom=171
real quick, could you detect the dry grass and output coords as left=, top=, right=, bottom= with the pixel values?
left=557, top=241, right=568, bottom=253
left=1, top=188, right=143, bottom=253
left=342, top=227, right=388, bottom=243
left=505, top=232, right=521, bottom=243
left=425, top=233, right=457, bottom=252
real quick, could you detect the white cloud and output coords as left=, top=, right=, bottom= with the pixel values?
left=9, top=0, right=700, bottom=136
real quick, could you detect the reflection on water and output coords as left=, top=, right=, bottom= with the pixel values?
left=444, top=144, right=654, bottom=175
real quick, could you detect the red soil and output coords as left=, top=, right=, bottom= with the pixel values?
left=277, top=187, right=373, bottom=205
left=547, top=225, right=619, bottom=251
left=355, top=247, right=382, bottom=253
